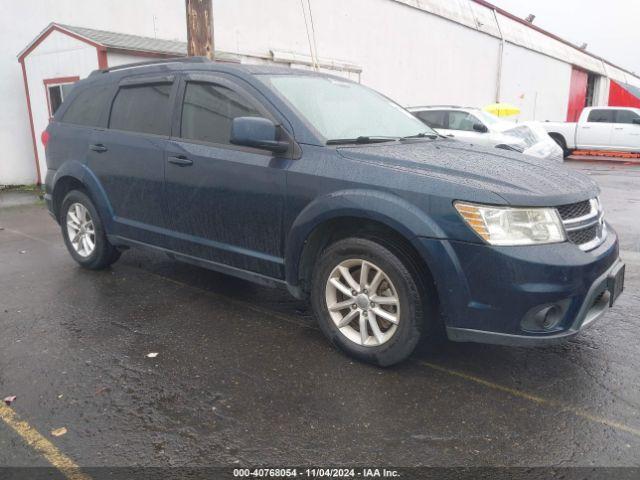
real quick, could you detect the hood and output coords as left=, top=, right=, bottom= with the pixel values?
left=337, top=139, right=598, bottom=206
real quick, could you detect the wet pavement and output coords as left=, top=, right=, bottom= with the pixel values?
left=0, top=162, right=639, bottom=468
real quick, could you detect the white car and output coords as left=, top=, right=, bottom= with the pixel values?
left=408, top=106, right=564, bottom=162
left=543, top=106, right=640, bottom=154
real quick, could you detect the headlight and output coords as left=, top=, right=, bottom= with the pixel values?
left=455, top=202, right=566, bottom=246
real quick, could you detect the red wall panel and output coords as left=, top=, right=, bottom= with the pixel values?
left=609, top=80, right=640, bottom=108
left=566, top=68, right=588, bottom=122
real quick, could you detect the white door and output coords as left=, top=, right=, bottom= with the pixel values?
left=576, top=109, right=614, bottom=149
left=611, top=109, right=640, bottom=151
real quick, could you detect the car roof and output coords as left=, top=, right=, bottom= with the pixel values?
left=81, top=56, right=338, bottom=88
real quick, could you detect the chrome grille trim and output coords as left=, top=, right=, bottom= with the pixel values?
left=556, top=198, right=606, bottom=251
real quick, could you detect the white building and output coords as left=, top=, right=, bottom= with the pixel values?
left=4, top=0, right=640, bottom=185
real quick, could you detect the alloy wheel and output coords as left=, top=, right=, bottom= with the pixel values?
left=325, top=259, right=400, bottom=346
left=66, top=203, right=96, bottom=258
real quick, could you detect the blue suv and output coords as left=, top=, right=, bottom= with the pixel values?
left=43, top=58, right=625, bottom=366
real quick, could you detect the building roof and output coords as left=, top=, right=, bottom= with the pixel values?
left=18, top=23, right=187, bottom=60
left=59, top=24, right=187, bottom=56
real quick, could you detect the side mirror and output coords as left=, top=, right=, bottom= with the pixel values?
left=230, top=117, right=289, bottom=153
left=473, top=122, right=488, bottom=133
left=633, top=118, right=640, bottom=125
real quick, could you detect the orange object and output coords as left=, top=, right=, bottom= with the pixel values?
left=572, top=150, right=640, bottom=159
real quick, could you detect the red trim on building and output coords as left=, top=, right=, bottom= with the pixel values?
left=18, top=24, right=103, bottom=63
left=608, top=80, right=640, bottom=108
left=566, top=68, right=588, bottom=122
left=97, top=46, right=109, bottom=69
left=107, top=47, right=184, bottom=59
left=19, top=59, right=42, bottom=185
left=43, top=76, right=80, bottom=86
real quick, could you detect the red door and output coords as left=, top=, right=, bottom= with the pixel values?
left=566, top=68, right=588, bottom=122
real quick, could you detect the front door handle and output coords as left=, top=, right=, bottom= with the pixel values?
left=447, top=134, right=455, bottom=138
left=168, top=155, right=193, bottom=166
left=89, top=143, right=108, bottom=153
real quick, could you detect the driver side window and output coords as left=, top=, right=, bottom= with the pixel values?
left=180, top=82, right=261, bottom=145
left=448, top=111, right=481, bottom=132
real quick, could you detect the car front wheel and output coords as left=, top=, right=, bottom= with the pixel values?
left=311, top=237, right=430, bottom=366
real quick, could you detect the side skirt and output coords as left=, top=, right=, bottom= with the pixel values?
left=108, top=235, right=287, bottom=289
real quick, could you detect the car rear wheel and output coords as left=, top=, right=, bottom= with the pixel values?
left=60, top=190, right=121, bottom=270
left=311, top=237, right=430, bottom=366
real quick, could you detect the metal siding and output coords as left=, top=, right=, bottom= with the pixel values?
left=500, top=42, right=572, bottom=122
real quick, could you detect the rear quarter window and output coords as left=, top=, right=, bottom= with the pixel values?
left=60, top=84, right=112, bottom=127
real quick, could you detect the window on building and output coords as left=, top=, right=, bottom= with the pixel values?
left=61, top=84, right=112, bottom=127
left=614, top=109, right=640, bottom=124
left=587, top=109, right=615, bottom=123
left=46, top=82, right=76, bottom=118
left=109, top=83, right=173, bottom=135
left=180, top=82, right=261, bottom=145
left=415, top=110, right=447, bottom=129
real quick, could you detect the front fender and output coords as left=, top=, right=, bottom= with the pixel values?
left=285, top=189, right=446, bottom=285
left=50, top=161, right=114, bottom=229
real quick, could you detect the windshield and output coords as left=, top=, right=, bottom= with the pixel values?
left=474, top=110, right=502, bottom=126
left=261, top=75, right=435, bottom=142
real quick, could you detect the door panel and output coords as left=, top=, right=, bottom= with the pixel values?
left=163, top=77, right=287, bottom=278
left=567, top=68, right=588, bottom=122
left=611, top=110, right=640, bottom=150
left=87, top=80, right=175, bottom=245
left=577, top=109, right=614, bottom=149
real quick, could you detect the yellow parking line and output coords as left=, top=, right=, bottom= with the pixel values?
left=420, top=361, right=640, bottom=438
left=0, top=404, right=90, bottom=480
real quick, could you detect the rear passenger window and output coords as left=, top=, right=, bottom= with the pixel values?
left=181, top=82, right=261, bottom=145
left=61, top=85, right=112, bottom=127
left=587, top=110, right=615, bottom=123
left=109, top=83, right=172, bottom=135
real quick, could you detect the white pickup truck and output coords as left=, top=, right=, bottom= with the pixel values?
left=543, top=106, right=640, bottom=155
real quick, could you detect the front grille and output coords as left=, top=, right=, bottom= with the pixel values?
left=557, top=198, right=605, bottom=251
left=557, top=200, right=591, bottom=220
left=567, top=224, right=598, bottom=245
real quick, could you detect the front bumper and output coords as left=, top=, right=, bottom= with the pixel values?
left=416, top=225, right=621, bottom=346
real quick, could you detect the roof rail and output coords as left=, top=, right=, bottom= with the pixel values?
left=89, top=56, right=210, bottom=76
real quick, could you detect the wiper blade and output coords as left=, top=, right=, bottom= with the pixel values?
left=326, top=136, right=398, bottom=145
left=400, top=132, right=440, bottom=140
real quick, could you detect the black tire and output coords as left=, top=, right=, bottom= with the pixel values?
left=60, top=190, right=121, bottom=270
left=311, top=237, right=434, bottom=367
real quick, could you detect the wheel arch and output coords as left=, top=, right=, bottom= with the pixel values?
left=50, top=162, right=114, bottom=228
left=285, top=190, right=444, bottom=297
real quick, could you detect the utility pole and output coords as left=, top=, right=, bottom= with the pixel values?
left=185, top=0, right=214, bottom=59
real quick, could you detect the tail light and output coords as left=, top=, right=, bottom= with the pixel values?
left=41, top=130, right=50, bottom=147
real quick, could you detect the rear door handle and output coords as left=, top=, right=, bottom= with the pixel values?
left=89, top=143, right=108, bottom=153
left=168, top=155, right=193, bottom=166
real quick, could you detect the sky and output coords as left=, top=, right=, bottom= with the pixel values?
left=488, top=0, right=640, bottom=74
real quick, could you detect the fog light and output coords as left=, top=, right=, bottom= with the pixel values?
left=521, top=301, right=570, bottom=333
left=541, top=305, right=562, bottom=330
